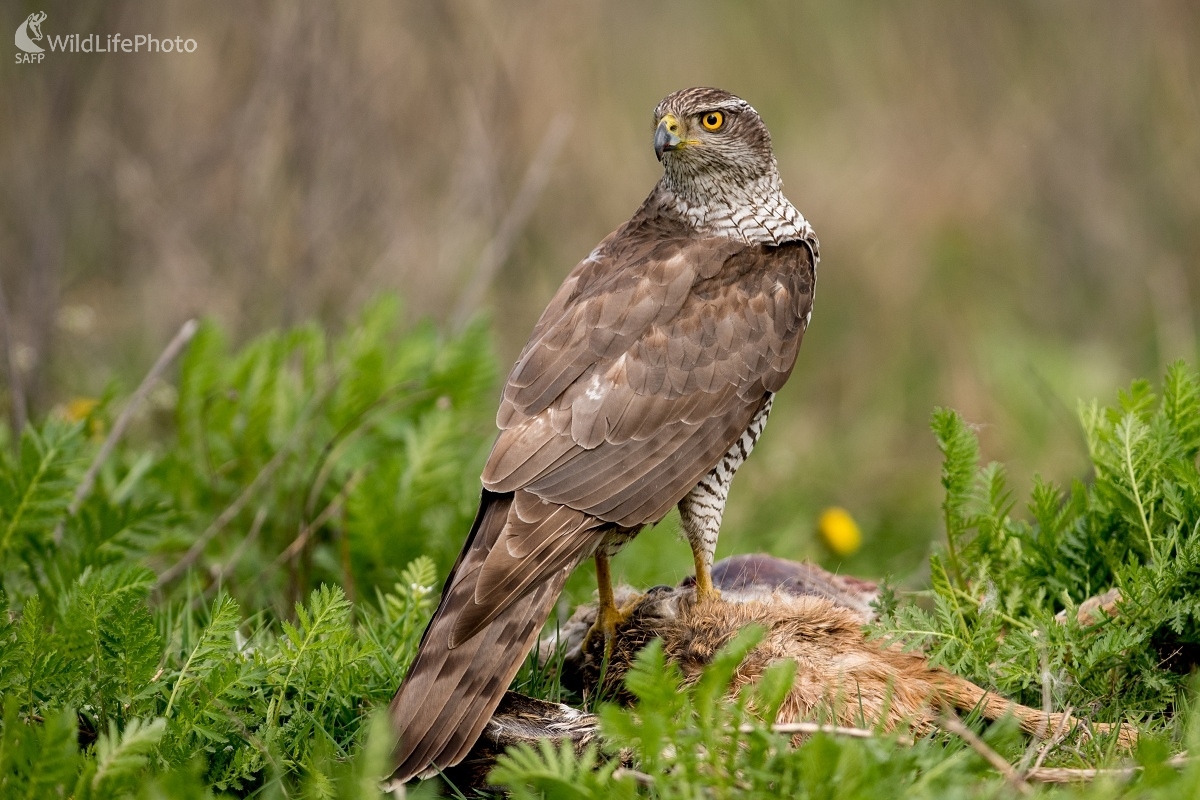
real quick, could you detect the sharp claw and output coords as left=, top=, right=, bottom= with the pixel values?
left=584, top=592, right=643, bottom=655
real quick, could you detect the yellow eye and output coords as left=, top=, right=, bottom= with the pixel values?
left=700, top=111, right=725, bottom=131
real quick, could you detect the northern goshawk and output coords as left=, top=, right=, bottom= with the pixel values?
left=388, top=87, right=819, bottom=783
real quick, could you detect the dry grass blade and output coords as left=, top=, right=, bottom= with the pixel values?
left=612, top=768, right=655, bottom=786
left=1023, top=706, right=1074, bottom=777
left=1026, top=755, right=1194, bottom=784
left=155, top=379, right=334, bottom=589
left=273, top=470, right=363, bottom=567
left=154, top=440, right=293, bottom=588
left=211, top=505, right=269, bottom=585
left=54, top=318, right=199, bottom=544
left=68, top=319, right=199, bottom=516
left=738, top=721, right=888, bottom=741
left=941, top=713, right=1033, bottom=796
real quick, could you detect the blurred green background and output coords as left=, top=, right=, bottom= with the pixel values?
left=3, top=1, right=1198, bottom=594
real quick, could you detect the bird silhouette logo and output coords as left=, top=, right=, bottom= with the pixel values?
left=15, top=11, right=47, bottom=54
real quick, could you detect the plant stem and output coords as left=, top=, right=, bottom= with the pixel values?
left=1121, top=421, right=1157, bottom=561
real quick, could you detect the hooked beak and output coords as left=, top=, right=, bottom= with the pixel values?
left=654, top=114, right=684, bottom=161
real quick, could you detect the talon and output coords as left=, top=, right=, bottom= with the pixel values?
left=586, top=549, right=646, bottom=654
left=584, top=590, right=642, bottom=654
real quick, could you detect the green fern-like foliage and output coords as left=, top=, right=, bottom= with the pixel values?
left=0, top=296, right=482, bottom=796
left=0, top=421, right=86, bottom=598
left=875, top=361, right=1200, bottom=717
left=0, top=557, right=441, bottom=795
left=5, top=298, right=1200, bottom=796
left=491, top=740, right=639, bottom=800
left=150, top=293, right=495, bottom=612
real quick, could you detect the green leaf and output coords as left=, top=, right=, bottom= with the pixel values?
left=0, top=699, right=80, bottom=799
left=164, top=593, right=241, bottom=718
left=931, top=407, right=980, bottom=585
left=0, top=421, right=86, bottom=591
left=88, top=717, right=166, bottom=792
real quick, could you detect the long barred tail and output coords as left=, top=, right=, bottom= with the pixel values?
left=386, top=492, right=578, bottom=784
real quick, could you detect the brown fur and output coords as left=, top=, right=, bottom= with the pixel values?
left=562, top=588, right=1136, bottom=749
left=431, top=565, right=1136, bottom=789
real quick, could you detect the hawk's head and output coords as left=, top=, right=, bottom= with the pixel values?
left=652, top=88, right=776, bottom=191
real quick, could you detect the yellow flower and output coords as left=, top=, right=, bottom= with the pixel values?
left=63, top=397, right=100, bottom=422
left=58, top=397, right=106, bottom=439
left=818, top=506, right=862, bottom=556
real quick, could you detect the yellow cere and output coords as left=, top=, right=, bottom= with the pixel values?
left=701, top=111, right=725, bottom=131
left=817, top=506, right=862, bottom=556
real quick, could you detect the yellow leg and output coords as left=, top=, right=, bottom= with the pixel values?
left=595, top=549, right=617, bottom=630
left=586, top=550, right=640, bottom=651
left=691, top=543, right=720, bottom=601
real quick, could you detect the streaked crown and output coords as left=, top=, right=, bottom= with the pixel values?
left=652, top=88, right=777, bottom=189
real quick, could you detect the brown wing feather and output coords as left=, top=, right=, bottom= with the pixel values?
left=468, top=493, right=608, bottom=622
left=483, top=223, right=815, bottom=527
left=389, top=210, right=815, bottom=784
